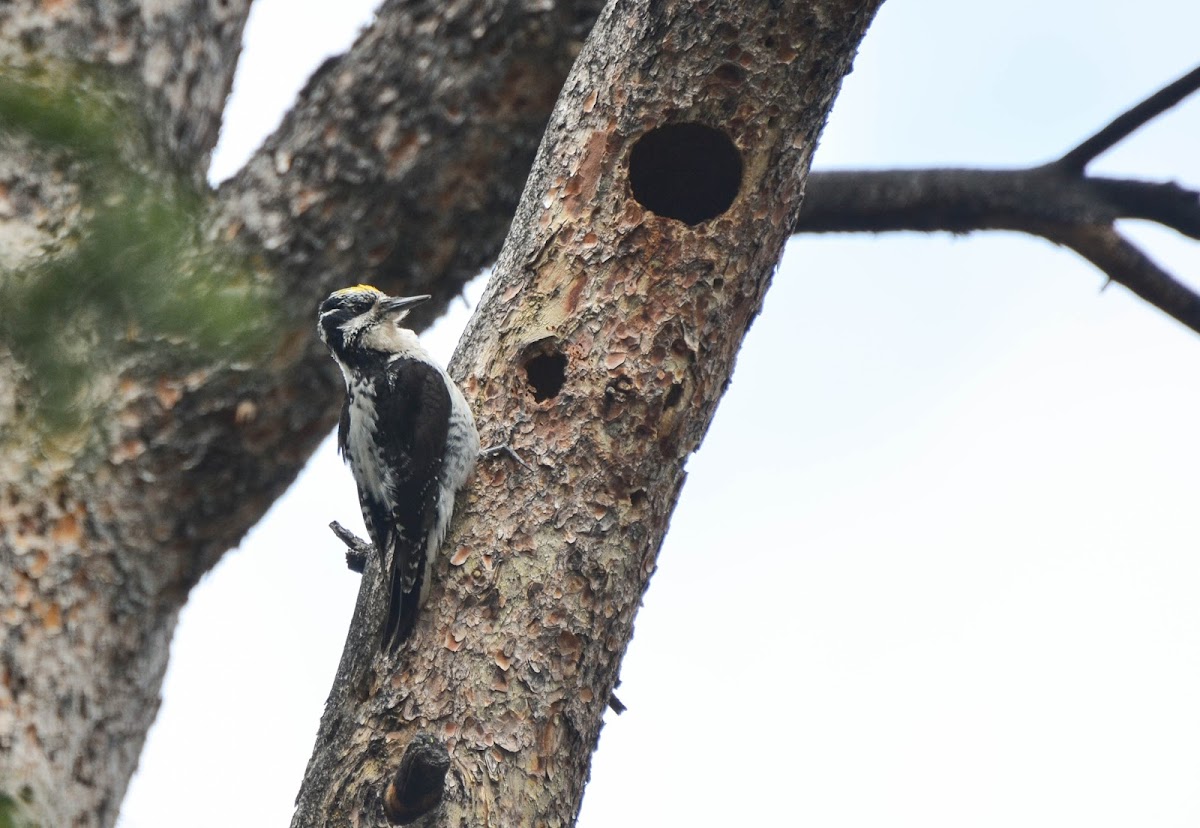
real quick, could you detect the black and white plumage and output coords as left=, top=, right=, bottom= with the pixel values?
left=318, top=285, right=479, bottom=652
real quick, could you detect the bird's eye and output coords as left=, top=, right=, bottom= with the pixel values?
left=320, top=292, right=378, bottom=319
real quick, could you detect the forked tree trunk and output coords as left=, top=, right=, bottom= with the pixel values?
left=292, top=0, right=881, bottom=824
left=0, top=0, right=882, bottom=819
left=4, top=1, right=1196, bottom=824
left=0, top=1, right=601, bottom=825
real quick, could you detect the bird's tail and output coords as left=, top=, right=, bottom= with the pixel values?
left=381, top=536, right=422, bottom=653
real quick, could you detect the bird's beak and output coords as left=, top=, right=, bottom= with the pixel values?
left=379, top=294, right=431, bottom=314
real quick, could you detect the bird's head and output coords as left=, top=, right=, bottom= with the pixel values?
left=317, top=285, right=430, bottom=356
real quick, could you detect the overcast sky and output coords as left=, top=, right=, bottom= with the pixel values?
left=121, top=2, right=1200, bottom=826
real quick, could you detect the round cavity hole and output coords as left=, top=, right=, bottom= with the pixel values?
left=522, top=339, right=567, bottom=402
left=628, top=122, right=742, bottom=225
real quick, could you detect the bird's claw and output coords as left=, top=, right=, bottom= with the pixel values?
left=479, top=443, right=532, bottom=471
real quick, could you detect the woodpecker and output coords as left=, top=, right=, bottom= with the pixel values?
left=318, top=285, right=479, bottom=652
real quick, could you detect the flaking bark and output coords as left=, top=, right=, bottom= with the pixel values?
left=291, top=0, right=881, bottom=824
left=0, top=4, right=250, bottom=824
left=4, top=1, right=1188, bottom=825
left=0, top=2, right=601, bottom=825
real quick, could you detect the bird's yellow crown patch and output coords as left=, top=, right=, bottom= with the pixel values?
left=332, top=283, right=381, bottom=296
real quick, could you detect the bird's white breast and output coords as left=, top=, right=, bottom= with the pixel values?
left=345, top=382, right=388, bottom=504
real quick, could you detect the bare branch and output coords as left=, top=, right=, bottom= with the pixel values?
left=795, top=65, right=1200, bottom=336
left=798, top=168, right=1200, bottom=239
left=1046, top=224, right=1200, bottom=332
left=1089, top=178, right=1200, bottom=239
left=797, top=167, right=1200, bottom=335
left=1059, top=63, right=1200, bottom=172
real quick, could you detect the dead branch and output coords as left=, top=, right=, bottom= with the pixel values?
left=1060, top=63, right=1200, bottom=172
left=1053, top=224, right=1200, bottom=332
left=797, top=63, right=1200, bottom=335
left=330, top=521, right=373, bottom=574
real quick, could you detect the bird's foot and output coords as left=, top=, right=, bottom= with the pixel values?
left=479, top=443, right=532, bottom=471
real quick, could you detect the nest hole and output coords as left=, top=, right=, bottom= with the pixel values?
left=628, top=122, right=742, bottom=225
left=523, top=341, right=567, bottom=402
left=664, top=383, right=684, bottom=409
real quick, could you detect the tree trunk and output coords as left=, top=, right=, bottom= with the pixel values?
left=0, top=4, right=250, bottom=825
left=292, top=0, right=881, bottom=824
left=0, top=2, right=600, bottom=825
left=6, top=1, right=1187, bottom=825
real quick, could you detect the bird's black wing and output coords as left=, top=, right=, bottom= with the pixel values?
left=337, top=395, right=350, bottom=457
left=376, top=357, right=451, bottom=652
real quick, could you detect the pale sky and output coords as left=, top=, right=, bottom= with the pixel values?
left=121, top=1, right=1200, bottom=826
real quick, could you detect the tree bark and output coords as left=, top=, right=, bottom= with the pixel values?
left=3, top=0, right=1188, bottom=824
left=0, top=2, right=601, bottom=825
left=0, top=0, right=250, bottom=176
left=292, top=0, right=881, bottom=824
left=0, top=5, right=251, bottom=825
